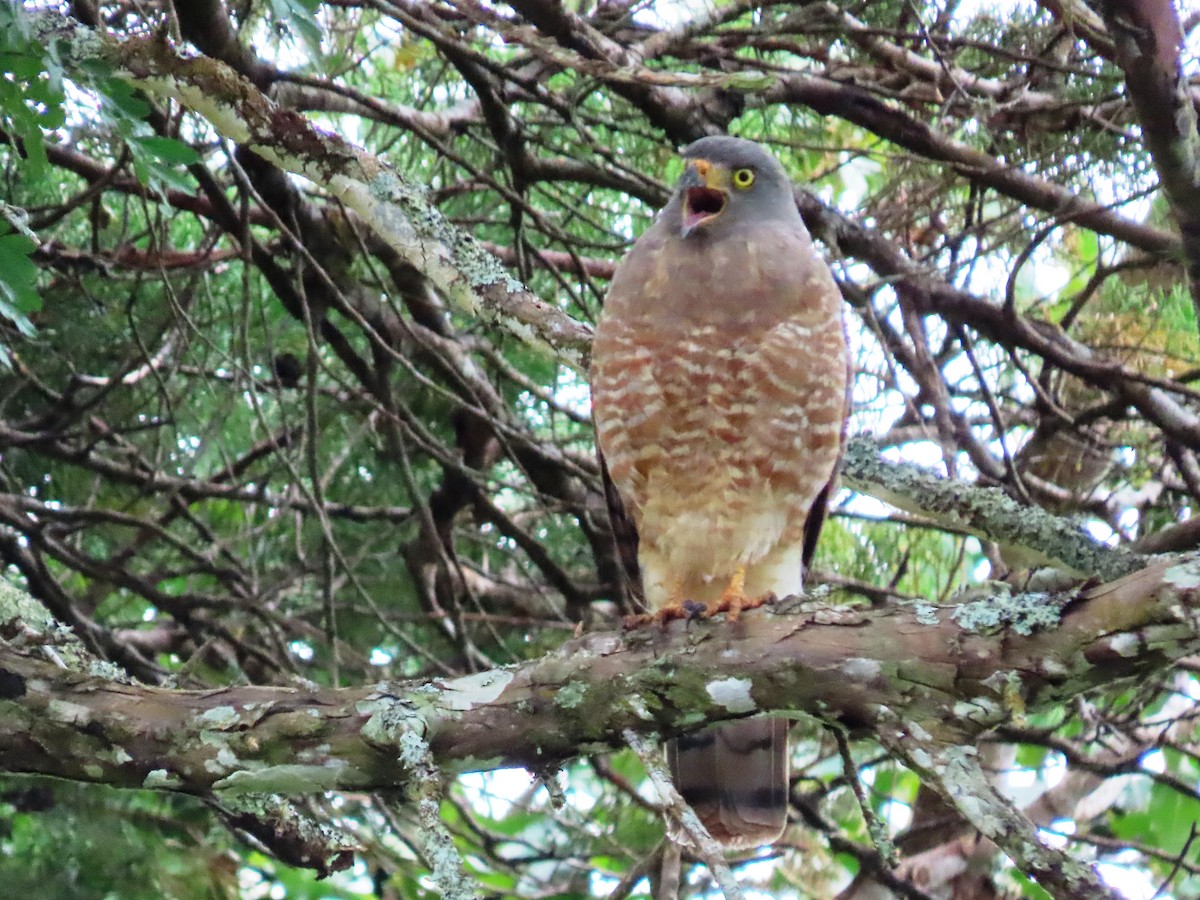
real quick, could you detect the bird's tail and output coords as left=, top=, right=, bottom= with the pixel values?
left=667, top=718, right=789, bottom=848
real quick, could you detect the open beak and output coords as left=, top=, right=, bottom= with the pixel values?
left=679, top=159, right=727, bottom=236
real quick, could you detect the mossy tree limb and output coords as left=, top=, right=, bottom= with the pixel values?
left=1, top=554, right=1197, bottom=781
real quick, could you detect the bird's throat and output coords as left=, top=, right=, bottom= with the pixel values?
left=681, top=187, right=726, bottom=235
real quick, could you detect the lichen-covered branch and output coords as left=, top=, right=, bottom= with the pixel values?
left=841, top=437, right=1146, bottom=580
left=878, top=721, right=1121, bottom=899
left=2, top=555, right=1198, bottom=791
left=27, top=10, right=593, bottom=367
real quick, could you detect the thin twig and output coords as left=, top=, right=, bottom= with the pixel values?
left=623, top=729, right=747, bottom=900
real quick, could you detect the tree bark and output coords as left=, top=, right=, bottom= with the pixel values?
left=2, top=555, right=1197, bottom=791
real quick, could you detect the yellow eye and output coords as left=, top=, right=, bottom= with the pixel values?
left=732, top=168, right=755, bottom=189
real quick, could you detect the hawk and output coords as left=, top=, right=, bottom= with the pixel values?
left=590, top=136, right=849, bottom=847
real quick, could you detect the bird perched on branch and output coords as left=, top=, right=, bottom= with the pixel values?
left=590, top=135, right=849, bottom=847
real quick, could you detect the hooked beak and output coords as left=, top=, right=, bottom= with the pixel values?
left=679, top=159, right=727, bottom=236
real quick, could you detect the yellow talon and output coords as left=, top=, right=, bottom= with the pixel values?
left=623, top=577, right=690, bottom=628
left=718, top=565, right=748, bottom=622
left=713, top=565, right=774, bottom=622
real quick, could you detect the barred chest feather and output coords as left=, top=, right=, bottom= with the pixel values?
left=591, top=203, right=847, bottom=607
left=592, top=310, right=846, bottom=604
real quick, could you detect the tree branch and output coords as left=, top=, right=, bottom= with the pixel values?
left=841, top=437, right=1145, bottom=579
left=2, top=554, right=1198, bottom=786
left=1090, top=0, right=1200, bottom=327
left=30, top=10, right=593, bottom=367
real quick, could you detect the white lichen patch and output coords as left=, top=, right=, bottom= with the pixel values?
left=204, top=745, right=240, bottom=774
left=143, top=768, right=182, bottom=789
left=439, top=669, right=513, bottom=711
left=100, top=746, right=133, bottom=766
left=1039, top=656, right=1070, bottom=677
left=841, top=657, right=882, bottom=682
left=705, top=677, right=757, bottom=713
left=213, top=761, right=349, bottom=795
left=1109, top=632, right=1140, bottom=658
left=584, top=634, right=623, bottom=655
left=903, top=720, right=932, bottom=741
left=47, top=699, right=92, bottom=725
left=199, top=705, right=240, bottom=728
left=140, top=78, right=252, bottom=144
left=913, top=603, right=940, bottom=625
left=1164, top=560, right=1200, bottom=590
left=953, top=697, right=1002, bottom=721
left=625, top=693, right=654, bottom=721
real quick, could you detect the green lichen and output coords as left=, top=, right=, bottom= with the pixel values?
left=912, top=602, right=940, bottom=625
left=213, top=761, right=350, bottom=795
left=842, top=437, right=1141, bottom=580
left=0, top=578, right=56, bottom=630
left=950, top=589, right=1063, bottom=635
left=360, top=695, right=428, bottom=749
left=554, top=681, right=587, bottom=709
left=86, top=659, right=130, bottom=682
left=199, top=705, right=241, bottom=728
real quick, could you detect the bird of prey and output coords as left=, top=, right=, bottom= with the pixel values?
left=590, top=135, right=849, bottom=847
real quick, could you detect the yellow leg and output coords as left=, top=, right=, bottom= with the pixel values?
left=713, top=565, right=773, bottom=622
left=623, top=568, right=775, bottom=629
left=720, top=566, right=746, bottom=603
left=716, top=565, right=748, bottom=622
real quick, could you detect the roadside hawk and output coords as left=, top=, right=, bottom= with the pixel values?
left=590, top=136, right=849, bottom=847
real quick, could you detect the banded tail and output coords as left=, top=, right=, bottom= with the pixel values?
left=667, top=718, right=789, bottom=848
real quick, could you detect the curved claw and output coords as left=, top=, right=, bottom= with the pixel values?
left=621, top=567, right=776, bottom=628
left=622, top=596, right=696, bottom=629
left=710, top=589, right=777, bottom=623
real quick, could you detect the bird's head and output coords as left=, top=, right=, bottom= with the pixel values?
left=672, top=136, right=797, bottom=238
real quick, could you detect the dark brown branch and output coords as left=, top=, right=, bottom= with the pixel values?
left=1091, top=0, right=1200, bottom=326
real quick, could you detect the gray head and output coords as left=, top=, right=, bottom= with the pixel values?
left=663, top=136, right=799, bottom=239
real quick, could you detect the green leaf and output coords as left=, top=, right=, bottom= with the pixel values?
left=0, top=228, right=40, bottom=343
left=96, top=76, right=151, bottom=120
left=270, top=0, right=323, bottom=56
left=128, top=139, right=197, bottom=197
left=130, top=135, right=201, bottom=166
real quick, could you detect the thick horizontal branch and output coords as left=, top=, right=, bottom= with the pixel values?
left=1, top=555, right=1198, bottom=795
